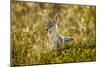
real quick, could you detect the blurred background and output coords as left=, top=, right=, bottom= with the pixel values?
left=11, top=1, right=96, bottom=65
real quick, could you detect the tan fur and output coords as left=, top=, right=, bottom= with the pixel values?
left=46, top=16, right=73, bottom=50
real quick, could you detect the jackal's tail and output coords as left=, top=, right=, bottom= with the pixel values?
left=64, top=35, right=73, bottom=41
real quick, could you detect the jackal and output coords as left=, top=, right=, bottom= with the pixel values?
left=46, top=15, right=73, bottom=50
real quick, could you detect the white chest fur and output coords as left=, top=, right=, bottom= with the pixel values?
left=48, top=31, right=58, bottom=49
left=48, top=31, right=58, bottom=43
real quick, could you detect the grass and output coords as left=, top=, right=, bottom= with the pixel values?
left=11, top=1, right=96, bottom=66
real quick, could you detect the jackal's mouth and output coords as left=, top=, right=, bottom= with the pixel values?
left=46, top=30, right=52, bottom=33
left=46, top=28, right=52, bottom=33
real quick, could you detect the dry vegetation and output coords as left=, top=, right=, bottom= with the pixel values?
left=11, top=1, right=96, bottom=66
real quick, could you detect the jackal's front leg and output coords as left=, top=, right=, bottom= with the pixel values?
left=50, top=41, right=57, bottom=50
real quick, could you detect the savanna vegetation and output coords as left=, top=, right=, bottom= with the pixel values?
left=11, top=1, right=96, bottom=66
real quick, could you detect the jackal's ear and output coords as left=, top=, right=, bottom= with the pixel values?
left=53, top=14, right=58, bottom=24
left=44, top=15, right=52, bottom=24
left=44, top=15, right=50, bottom=23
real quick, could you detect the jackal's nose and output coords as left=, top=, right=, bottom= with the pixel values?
left=46, top=28, right=48, bottom=31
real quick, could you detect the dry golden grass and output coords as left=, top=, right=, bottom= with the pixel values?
left=11, top=1, right=96, bottom=66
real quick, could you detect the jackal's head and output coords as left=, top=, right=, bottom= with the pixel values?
left=46, top=16, right=58, bottom=33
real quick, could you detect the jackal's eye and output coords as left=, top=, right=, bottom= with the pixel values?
left=49, top=24, right=53, bottom=27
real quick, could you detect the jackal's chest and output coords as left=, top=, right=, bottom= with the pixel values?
left=48, top=32, right=58, bottom=42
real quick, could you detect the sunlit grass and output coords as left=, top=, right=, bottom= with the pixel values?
left=11, top=1, right=96, bottom=65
